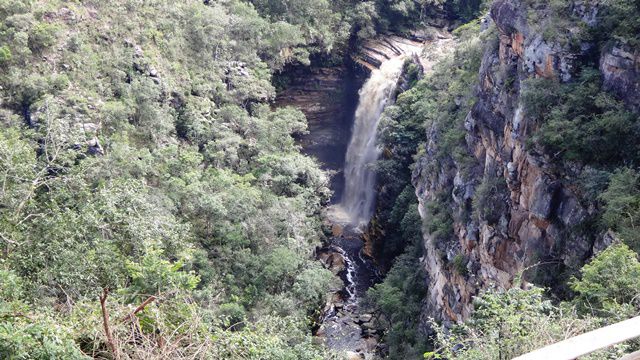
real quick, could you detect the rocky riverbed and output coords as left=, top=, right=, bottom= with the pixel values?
left=316, top=219, right=383, bottom=359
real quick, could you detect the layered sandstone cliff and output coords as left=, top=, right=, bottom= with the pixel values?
left=411, top=0, right=638, bottom=327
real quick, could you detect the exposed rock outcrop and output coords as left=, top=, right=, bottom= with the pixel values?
left=352, top=30, right=451, bottom=72
left=600, top=44, right=640, bottom=111
left=411, top=0, right=638, bottom=328
left=353, top=36, right=424, bottom=71
left=275, top=66, right=362, bottom=200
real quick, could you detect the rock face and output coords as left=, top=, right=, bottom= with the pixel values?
left=353, top=36, right=425, bottom=71
left=411, top=0, right=636, bottom=327
left=352, top=29, right=451, bottom=72
left=600, top=44, right=640, bottom=111
left=275, top=66, right=362, bottom=201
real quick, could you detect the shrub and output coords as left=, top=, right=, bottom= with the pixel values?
left=0, top=46, right=11, bottom=64
left=451, top=254, right=468, bottom=276
left=0, top=269, right=24, bottom=301
left=571, top=243, right=640, bottom=317
left=472, top=173, right=509, bottom=225
left=599, top=168, right=640, bottom=251
left=524, top=69, right=639, bottom=167
left=428, top=286, right=628, bottom=360
left=28, top=22, right=59, bottom=52
left=0, top=317, right=88, bottom=360
left=367, top=250, right=428, bottom=359
left=424, top=193, right=454, bottom=244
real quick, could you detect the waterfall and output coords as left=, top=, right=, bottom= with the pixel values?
left=340, top=56, right=406, bottom=225
left=319, top=38, right=424, bottom=355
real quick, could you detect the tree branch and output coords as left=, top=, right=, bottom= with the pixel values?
left=99, top=288, right=119, bottom=359
left=121, top=295, right=157, bottom=323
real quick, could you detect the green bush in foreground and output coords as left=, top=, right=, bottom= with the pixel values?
left=428, top=244, right=640, bottom=360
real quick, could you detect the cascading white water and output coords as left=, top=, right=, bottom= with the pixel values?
left=320, top=39, right=425, bottom=354
left=340, top=56, right=407, bottom=225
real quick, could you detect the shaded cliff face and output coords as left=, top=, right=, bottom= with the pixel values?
left=275, top=66, right=362, bottom=201
left=601, top=44, right=640, bottom=111
left=411, top=0, right=638, bottom=326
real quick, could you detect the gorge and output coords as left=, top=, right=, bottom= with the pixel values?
left=287, top=34, right=451, bottom=358
left=285, top=0, right=640, bottom=357
left=1, top=0, right=639, bottom=359
left=309, top=38, right=424, bottom=358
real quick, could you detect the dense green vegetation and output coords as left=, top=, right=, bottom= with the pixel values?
left=0, top=0, right=489, bottom=357
left=2, top=0, right=639, bottom=358
left=366, top=248, right=427, bottom=358
left=247, top=0, right=486, bottom=49
left=523, top=70, right=639, bottom=167
left=0, top=0, right=347, bottom=358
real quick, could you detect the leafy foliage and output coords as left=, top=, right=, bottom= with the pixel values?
left=428, top=246, right=640, bottom=359
left=367, top=250, right=428, bottom=359
left=0, top=0, right=344, bottom=358
left=571, top=243, right=640, bottom=317
left=600, top=169, right=640, bottom=252
left=427, top=286, right=628, bottom=360
left=524, top=69, right=639, bottom=167
left=472, top=172, right=509, bottom=225
left=594, top=0, right=640, bottom=46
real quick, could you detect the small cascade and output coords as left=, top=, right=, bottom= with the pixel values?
left=328, top=244, right=357, bottom=305
left=318, top=233, right=382, bottom=354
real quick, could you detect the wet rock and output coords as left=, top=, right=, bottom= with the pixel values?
left=318, top=250, right=347, bottom=275
left=359, top=314, right=372, bottom=323
left=332, top=223, right=344, bottom=237
left=353, top=36, right=424, bottom=71
left=363, top=336, right=379, bottom=352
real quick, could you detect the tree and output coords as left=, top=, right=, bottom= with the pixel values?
left=571, top=243, right=640, bottom=318
left=428, top=286, right=625, bottom=360
left=600, top=169, right=640, bottom=251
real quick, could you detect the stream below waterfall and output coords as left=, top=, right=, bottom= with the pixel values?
left=317, top=227, right=382, bottom=355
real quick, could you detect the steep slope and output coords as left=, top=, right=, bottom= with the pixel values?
left=0, top=1, right=343, bottom=358
left=410, top=0, right=640, bottom=326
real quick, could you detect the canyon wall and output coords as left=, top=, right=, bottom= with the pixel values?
left=411, top=0, right=639, bottom=327
left=275, top=66, right=362, bottom=201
